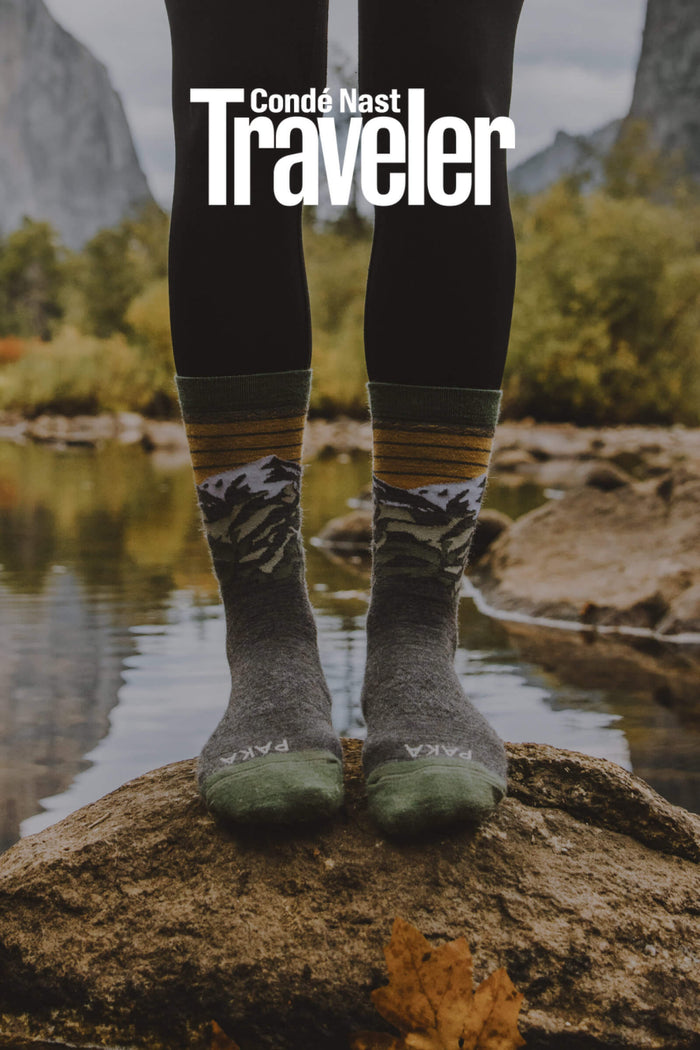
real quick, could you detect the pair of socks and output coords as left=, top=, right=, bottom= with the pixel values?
left=176, top=369, right=507, bottom=836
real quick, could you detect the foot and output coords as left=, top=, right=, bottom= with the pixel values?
left=361, top=605, right=507, bottom=837
left=198, top=581, right=344, bottom=825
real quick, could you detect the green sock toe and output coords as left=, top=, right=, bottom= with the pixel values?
left=366, top=758, right=507, bottom=837
left=202, top=751, right=344, bottom=825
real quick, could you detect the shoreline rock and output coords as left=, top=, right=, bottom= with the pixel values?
left=0, top=739, right=698, bottom=1050
left=471, top=466, right=700, bottom=639
left=1, top=413, right=699, bottom=474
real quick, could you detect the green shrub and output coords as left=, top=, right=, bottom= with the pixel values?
left=0, top=326, right=176, bottom=417
left=504, top=180, right=700, bottom=424
left=305, top=219, right=371, bottom=416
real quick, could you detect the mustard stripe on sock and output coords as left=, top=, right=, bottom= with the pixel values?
left=373, top=423, right=494, bottom=444
left=373, top=425, right=494, bottom=487
left=184, top=415, right=305, bottom=438
left=188, top=432, right=304, bottom=452
left=183, top=411, right=307, bottom=484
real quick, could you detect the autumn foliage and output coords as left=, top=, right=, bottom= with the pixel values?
left=351, top=919, right=525, bottom=1050
left=211, top=918, right=525, bottom=1050
left=0, top=336, right=26, bottom=364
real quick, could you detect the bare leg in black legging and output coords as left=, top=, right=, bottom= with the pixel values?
left=164, top=0, right=328, bottom=377
left=360, top=0, right=524, bottom=389
left=165, top=0, right=523, bottom=387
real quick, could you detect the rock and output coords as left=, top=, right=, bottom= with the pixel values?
left=141, top=420, right=189, bottom=451
left=315, top=506, right=511, bottom=570
left=628, top=0, right=700, bottom=179
left=303, top=418, right=372, bottom=460
left=316, top=508, right=372, bottom=553
left=657, top=583, right=700, bottom=636
left=494, top=424, right=597, bottom=463
left=583, top=463, right=632, bottom=491
left=471, top=466, right=700, bottom=636
left=0, top=739, right=699, bottom=1050
left=492, top=448, right=537, bottom=472
left=510, top=0, right=700, bottom=194
left=25, top=413, right=119, bottom=446
left=509, top=120, right=622, bottom=197
left=468, top=508, right=512, bottom=565
left=0, top=0, right=154, bottom=249
left=486, top=619, right=700, bottom=812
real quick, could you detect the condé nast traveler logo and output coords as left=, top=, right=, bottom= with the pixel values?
left=190, top=87, right=516, bottom=207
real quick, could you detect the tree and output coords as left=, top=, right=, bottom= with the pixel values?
left=0, top=218, right=64, bottom=339
left=78, top=203, right=170, bottom=338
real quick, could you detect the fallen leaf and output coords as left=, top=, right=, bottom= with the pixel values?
left=211, top=1019, right=242, bottom=1050
left=350, top=918, right=525, bottom=1050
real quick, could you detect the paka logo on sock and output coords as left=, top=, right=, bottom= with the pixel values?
left=404, top=744, right=473, bottom=760
left=220, top=739, right=290, bottom=764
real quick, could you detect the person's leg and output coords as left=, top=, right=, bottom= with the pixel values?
left=165, top=0, right=329, bottom=377
left=165, top=0, right=343, bottom=823
left=358, top=0, right=524, bottom=835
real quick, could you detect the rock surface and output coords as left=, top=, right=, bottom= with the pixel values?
left=0, top=739, right=699, bottom=1050
left=510, top=0, right=700, bottom=193
left=471, top=466, right=700, bottom=638
left=482, top=620, right=700, bottom=813
left=629, top=0, right=700, bottom=178
left=0, top=0, right=153, bottom=248
left=509, top=121, right=621, bottom=198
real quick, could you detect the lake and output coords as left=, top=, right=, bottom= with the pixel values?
left=0, top=437, right=697, bottom=851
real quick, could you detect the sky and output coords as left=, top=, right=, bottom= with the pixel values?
left=44, top=0, right=647, bottom=208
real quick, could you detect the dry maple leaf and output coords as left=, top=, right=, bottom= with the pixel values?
left=211, top=1019, right=242, bottom=1050
left=350, top=917, right=525, bottom=1050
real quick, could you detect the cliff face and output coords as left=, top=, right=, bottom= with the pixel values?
left=628, top=0, right=700, bottom=177
left=0, top=0, right=153, bottom=248
left=508, top=120, right=621, bottom=197
left=511, top=0, right=700, bottom=193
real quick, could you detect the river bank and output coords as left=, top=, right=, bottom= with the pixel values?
left=2, top=411, right=699, bottom=474
left=4, top=410, right=700, bottom=641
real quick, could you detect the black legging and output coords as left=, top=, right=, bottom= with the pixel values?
left=164, top=0, right=524, bottom=389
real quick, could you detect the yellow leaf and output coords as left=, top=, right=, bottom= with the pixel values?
left=351, top=918, right=526, bottom=1050
left=211, top=1020, right=242, bottom=1050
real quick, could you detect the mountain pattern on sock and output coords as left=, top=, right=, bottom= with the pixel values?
left=361, top=381, right=508, bottom=836
left=176, top=370, right=343, bottom=824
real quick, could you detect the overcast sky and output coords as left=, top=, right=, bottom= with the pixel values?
left=44, top=0, right=647, bottom=207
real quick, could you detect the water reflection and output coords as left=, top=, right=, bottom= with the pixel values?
left=0, top=439, right=697, bottom=849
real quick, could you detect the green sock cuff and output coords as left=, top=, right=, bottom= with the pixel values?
left=367, top=381, right=502, bottom=429
left=175, top=369, right=312, bottom=420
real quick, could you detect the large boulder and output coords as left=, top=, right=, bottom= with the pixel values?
left=471, top=467, right=700, bottom=637
left=0, top=739, right=698, bottom=1050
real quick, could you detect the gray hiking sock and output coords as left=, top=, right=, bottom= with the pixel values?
left=361, top=381, right=508, bottom=836
left=176, top=369, right=343, bottom=824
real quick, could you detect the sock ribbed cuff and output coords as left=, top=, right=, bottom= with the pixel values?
left=367, top=381, right=501, bottom=490
left=175, top=370, right=312, bottom=485
left=175, top=369, right=312, bottom=421
left=367, top=381, right=502, bottom=429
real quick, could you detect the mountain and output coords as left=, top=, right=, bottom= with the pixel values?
left=628, top=0, right=700, bottom=177
left=510, top=0, right=699, bottom=195
left=0, top=0, right=154, bottom=249
left=509, top=120, right=622, bottom=197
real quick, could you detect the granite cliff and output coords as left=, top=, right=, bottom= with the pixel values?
left=0, top=0, right=153, bottom=248
left=510, top=0, right=700, bottom=194
left=628, top=0, right=700, bottom=177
